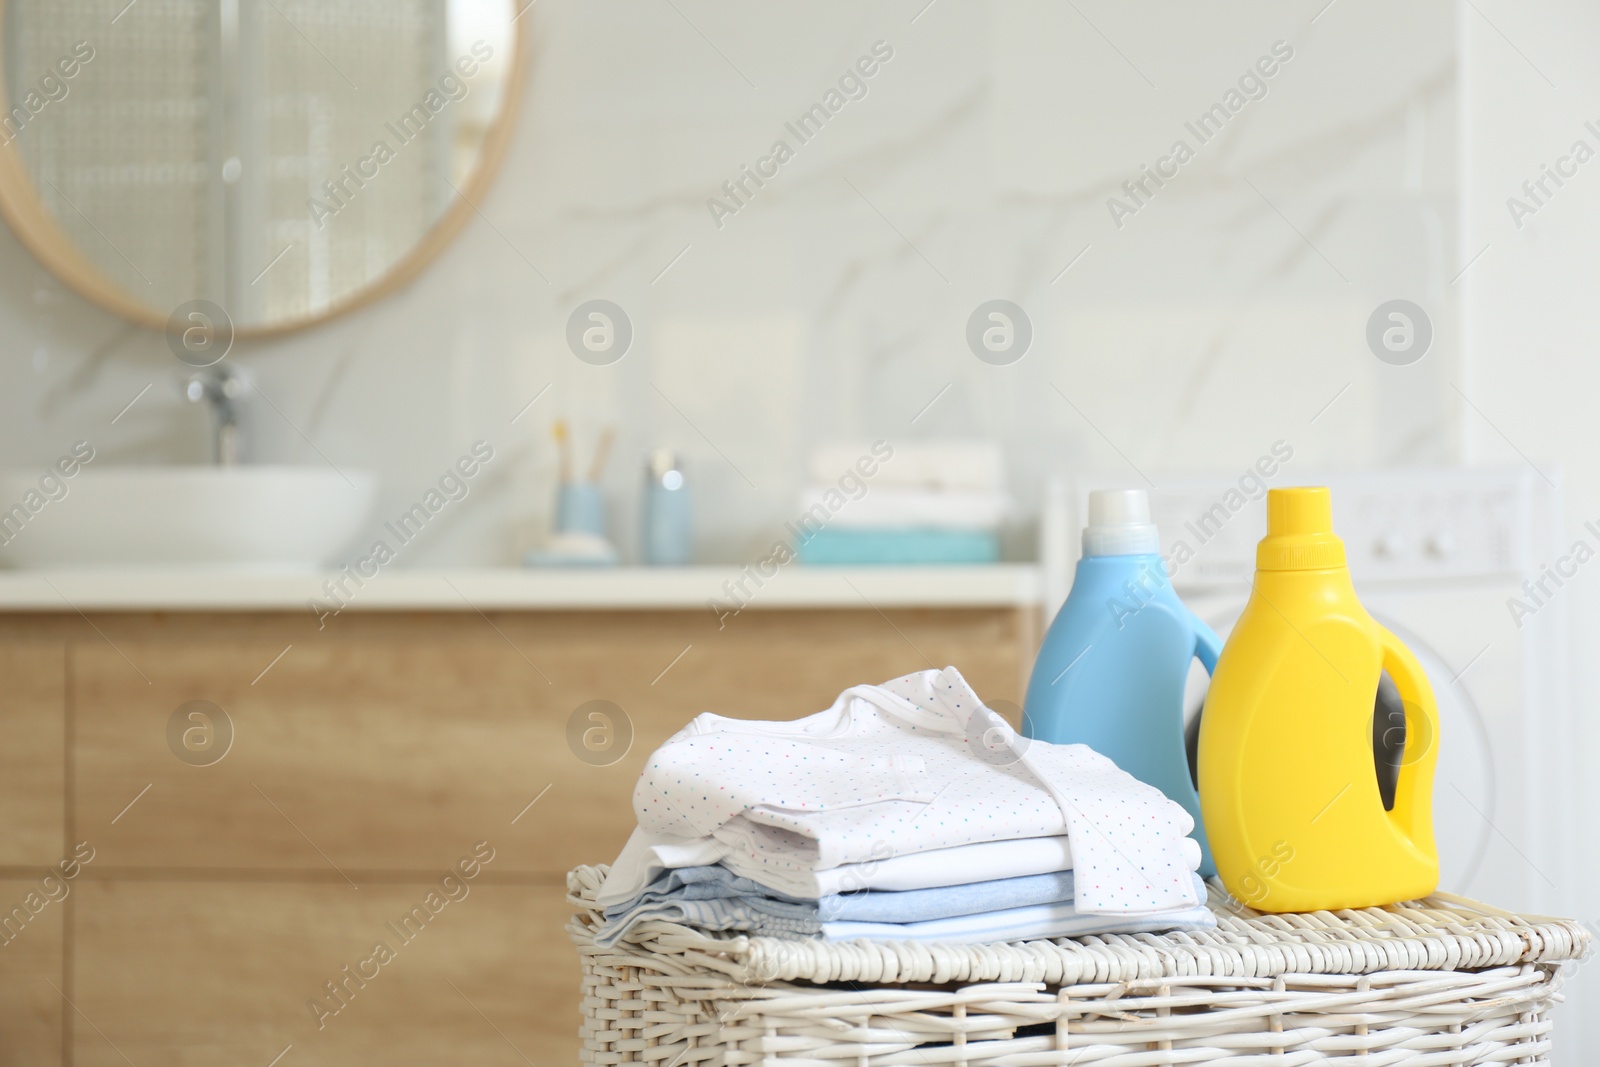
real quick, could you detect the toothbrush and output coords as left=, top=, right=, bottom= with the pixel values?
left=587, top=427, right=615, bottom=483
left=553, top=420, right=571, bottom=484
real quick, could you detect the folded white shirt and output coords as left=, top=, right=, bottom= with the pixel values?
left=633, top=667, right=1201, bottom=915
left=597, top=828, right=1203, bottom=909
left=794, top=486, right=1009, bottom=531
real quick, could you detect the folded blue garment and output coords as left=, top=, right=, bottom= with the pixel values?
left=595, top=864, right=1213, bottom=947
left=820, top=869, right=1078, bottom=923
left=821, top=884, right=1215, bottom=944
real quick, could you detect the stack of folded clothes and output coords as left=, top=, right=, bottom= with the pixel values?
left=794, top=441, right=1010, bottom=564
left=595, top=666, right=1214, bottom=947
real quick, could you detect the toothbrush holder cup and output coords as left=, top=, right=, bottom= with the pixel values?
left=556, top=482, right=608, bottom=538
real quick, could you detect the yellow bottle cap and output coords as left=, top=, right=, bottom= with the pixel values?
left=1257, top=487, right=1347, bottom=570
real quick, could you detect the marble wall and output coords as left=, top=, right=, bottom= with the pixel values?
left=1459, top=0, right=1600, bottom=1053
left=0, top=0, right=1458, bottom=565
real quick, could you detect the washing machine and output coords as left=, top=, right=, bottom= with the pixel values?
left=1040, top=467, right=1572, bottom=915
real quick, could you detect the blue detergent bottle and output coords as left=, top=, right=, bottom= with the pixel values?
left=1023, top=488, right=1222, bottom=876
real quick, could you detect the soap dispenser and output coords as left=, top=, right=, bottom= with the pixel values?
left=641, top=449, right=692, bottom=565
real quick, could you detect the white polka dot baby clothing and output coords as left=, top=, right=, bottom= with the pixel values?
left=633, top=666, right=1200, bottom=915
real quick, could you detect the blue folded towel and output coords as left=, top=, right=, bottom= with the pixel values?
left=796, top=528, right=1000, bottom=565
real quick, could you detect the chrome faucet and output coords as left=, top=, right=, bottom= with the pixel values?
left=183, top=364, right=248, bottom=465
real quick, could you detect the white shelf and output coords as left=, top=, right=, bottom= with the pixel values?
left=0, top=565, right=1042, bottom=612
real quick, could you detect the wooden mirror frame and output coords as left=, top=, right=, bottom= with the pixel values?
left=0, top=8, right=529, bottom=339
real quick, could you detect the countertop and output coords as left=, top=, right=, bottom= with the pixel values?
left=0, top=564, right=1042, bottom=612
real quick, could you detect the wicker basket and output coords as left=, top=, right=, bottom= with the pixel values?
left=568, top=865, right=1590, bottom=1065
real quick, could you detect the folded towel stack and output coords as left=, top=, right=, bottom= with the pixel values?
left=595, top=667, right=1215, bottom=946
left=796, top=441, right=1010, bottom=564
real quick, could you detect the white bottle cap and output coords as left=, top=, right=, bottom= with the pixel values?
left=1082, top=488, right=1161, bottom=556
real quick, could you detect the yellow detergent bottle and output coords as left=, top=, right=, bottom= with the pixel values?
left=1199, top=486, right=1439, bottom=912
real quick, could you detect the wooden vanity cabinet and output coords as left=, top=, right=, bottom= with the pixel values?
left=0, top=605, right=1030, bottom=1066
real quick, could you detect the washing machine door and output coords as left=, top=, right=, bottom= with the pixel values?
left=1181, top=603, right=1494, bottom=897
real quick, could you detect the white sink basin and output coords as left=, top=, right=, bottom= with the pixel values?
left=0, top=466, right=377, bottom=569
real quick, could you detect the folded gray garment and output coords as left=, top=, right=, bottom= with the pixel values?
left=598, top=866, right=820, bottom=947
left=598, top=864, right=1083, bottom=947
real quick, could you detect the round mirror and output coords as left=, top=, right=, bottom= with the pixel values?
left=0, top=0, right=526, bottom=336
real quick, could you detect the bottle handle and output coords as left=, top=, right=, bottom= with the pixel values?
left=1377, top=625, right=1440, bottom=854
left=1191, top=612, right=1223, bottom=677
left=1188, top=613, right=1226, bottom=878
